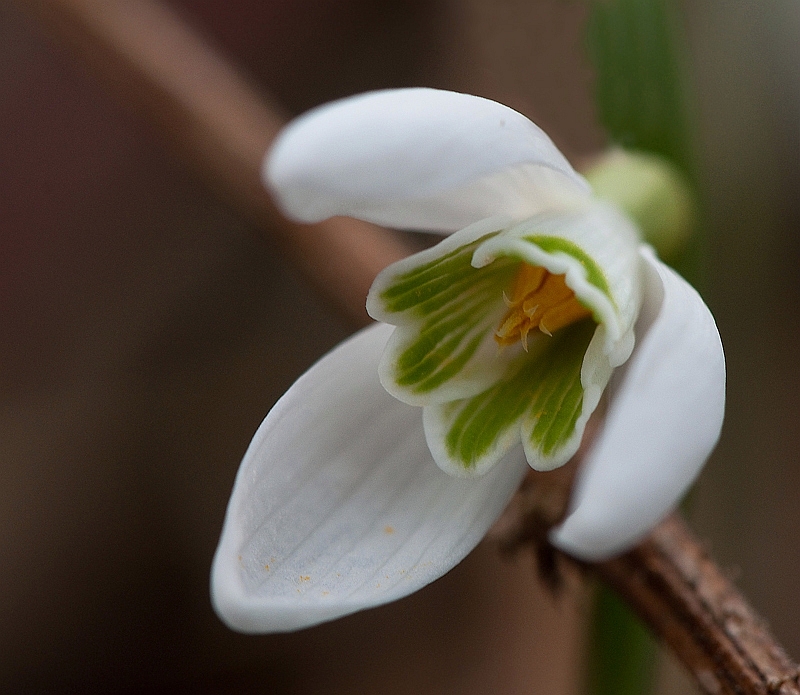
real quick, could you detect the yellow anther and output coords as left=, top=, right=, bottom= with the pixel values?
left=495, top=263, right=591, bottom=349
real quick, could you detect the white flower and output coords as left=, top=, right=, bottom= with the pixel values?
left=211, top=88, right=725, bottom=633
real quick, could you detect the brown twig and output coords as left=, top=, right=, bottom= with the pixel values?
left=496, top=463, right=800, bottom=695
left=598, top=515, right=800, bottom=695
left=15, top=0, right=799, bottom=693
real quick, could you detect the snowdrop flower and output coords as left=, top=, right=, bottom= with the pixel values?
left=212, top=88, right=725, bottom=633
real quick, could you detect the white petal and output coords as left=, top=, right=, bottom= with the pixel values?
left=212, top=322, right=529, bottom=632
left=549, top=248, right=725, bottom=560
left=265, top=88, right=590, bottom=232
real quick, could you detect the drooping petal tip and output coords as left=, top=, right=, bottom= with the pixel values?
left=264, top=88, right=591, bottom=232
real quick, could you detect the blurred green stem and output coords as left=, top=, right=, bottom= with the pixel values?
left=587, top=585, right=656, bottom=695
left=584, top=0, right=701, bottom=693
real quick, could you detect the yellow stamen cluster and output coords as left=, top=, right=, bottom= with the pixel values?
left=495, top=263, right=591, bottom=350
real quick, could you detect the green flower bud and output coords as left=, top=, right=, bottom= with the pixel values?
left=586, top=150, right=696, bottom=262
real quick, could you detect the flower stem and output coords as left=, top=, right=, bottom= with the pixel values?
left=586, top=585, right=656, bottom=695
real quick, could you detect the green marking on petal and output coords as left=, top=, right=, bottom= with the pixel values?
left=523, top=235, right=613, bottom=302
left=380, top=232, right=519, bottom=396
left=441, top=319, right=596, bottom=470
left=413, top=262, right=513, bottom=317
left=414, top=331, right=487, bottom=393
left=393, top=292, right=499, bottom=395
left=395, top=320, right=473, bottom=386
left=445, top=370, right=531, bottom=467
left=527, top=323, right=590, bottom=456
left=379, top=233, right=500, bottom=314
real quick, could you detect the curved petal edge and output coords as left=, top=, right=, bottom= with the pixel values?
left=264, top=88, right=590, bottom=232
left=211, top=322, right=529, bottom=632
left=549, top=248, right=725, bottom=560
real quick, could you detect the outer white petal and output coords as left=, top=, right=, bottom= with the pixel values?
left=549, top=248, right=725, bottom=560
left=212, top=322, right=529, bottom=632
left=265, top=88, right=590, bottom=232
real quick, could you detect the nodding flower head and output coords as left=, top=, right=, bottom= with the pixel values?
left=211, top=88, right=725, bottom=633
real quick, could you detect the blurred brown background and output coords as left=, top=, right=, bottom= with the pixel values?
left=1, top=1, right=799, bottom=693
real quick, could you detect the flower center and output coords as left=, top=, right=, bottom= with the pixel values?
left=494, top=263, right=592, bottom=350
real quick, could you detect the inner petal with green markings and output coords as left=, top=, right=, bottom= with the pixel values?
left=367, top=205, right=643, bottom=476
